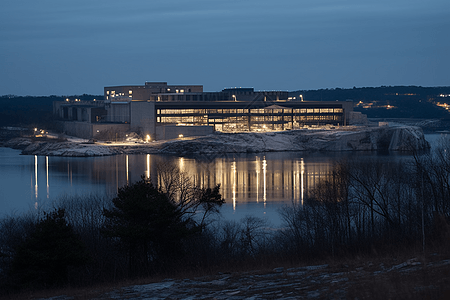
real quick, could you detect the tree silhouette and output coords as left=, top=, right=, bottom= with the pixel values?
left=8, top=208, right=90, bottom=289
left=102, top=176, right=197, bottom=276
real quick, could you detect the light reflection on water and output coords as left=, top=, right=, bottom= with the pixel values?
left=1, top=135, right=439, bottom=225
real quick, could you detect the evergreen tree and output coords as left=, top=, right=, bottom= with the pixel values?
left=8, top=208, right=90, bottom=289
left=102, top=176, right=196, bottom=276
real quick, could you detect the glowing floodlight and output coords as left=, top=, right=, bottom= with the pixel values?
left=178, top=134, right=184, bottom=138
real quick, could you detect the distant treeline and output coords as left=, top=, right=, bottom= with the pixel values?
left=2, top=86, right=450, bottom=129
left=291, top=86, right=450, bottom=119
left=0, top=94, right=103, bottom=128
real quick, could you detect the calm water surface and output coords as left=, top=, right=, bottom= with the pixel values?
left=0, top=134, right=443, bottom=226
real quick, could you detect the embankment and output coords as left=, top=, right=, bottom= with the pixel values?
left=2, top=125, right=430, bottom=157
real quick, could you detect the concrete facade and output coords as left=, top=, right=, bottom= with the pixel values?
left=156, top=124, right=214, bottom=140
left=106, top=102, right=130, bottom=123
left=53, top=100, right=107, bottom=123
left=104, top=82, right=203, bottom=101
left=130, top=101, right=156, bottom=139
left=61, top=121, right=129, bottom=139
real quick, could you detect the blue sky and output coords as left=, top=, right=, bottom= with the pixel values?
left=1, top=0, right=449, bottom=95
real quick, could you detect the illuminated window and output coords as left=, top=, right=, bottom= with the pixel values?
left=129, top=90, right=132, bottom=95
left=182, top=116, right=194, bottom=122
left=106, top=91, right=110, bottom=95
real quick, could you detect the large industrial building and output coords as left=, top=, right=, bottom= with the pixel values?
left=54, top=82, right=359, bottom=140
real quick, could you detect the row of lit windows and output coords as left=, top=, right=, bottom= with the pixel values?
left=159, top=116, right=208, bottom=123
left=106, top=90, right=133, bottom=96
left=250, top=115, right=340, bottom=122
left=157, top=108, right=343, bottom=115
left=158, top=115, right=341, bottom=124
left=211, top=121, right=343, bottom=132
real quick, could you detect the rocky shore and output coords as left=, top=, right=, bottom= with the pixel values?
left=2, top=125, right=430, bottom=157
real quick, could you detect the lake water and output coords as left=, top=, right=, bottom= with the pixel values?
left=0, top=133, right=445, bottom=226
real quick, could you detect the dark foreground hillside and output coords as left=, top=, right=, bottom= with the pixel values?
left=4, top=249, right=450, bottom=299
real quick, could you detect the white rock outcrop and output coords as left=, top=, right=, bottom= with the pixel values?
left=159, top=125, right=429, bottom=155
left=3, top=125, right=429, bottom=157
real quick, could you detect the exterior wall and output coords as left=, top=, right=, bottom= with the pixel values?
left=91, top=107, right=107, bottom=122
left=348, top=111, right=369, bottom=125
left=61, top=122, right=130, bottom=139
left=130, top=101, right=156, bottom=139
left=156, top=125, right=214, bottom=140
left=145, top=82, right=203, bottom=94
left=104, top=85, right=148, bottom=101
left=106, top=103, right=130, bottom=123
left=53, top=101, right=106, bottom=122
left=221, top=88, right=288, bottom=102
left=62, top=121, right=93, bottom=138
left=148, top=90, right=289, bottom=102
left=104, top=82, right=204, bottom=101
left=92, top=123, right=130, bottom=139
left=342, top=100, right=354, bottom=125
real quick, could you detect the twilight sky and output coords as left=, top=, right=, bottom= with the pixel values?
left=1, top=0, right=449, bottom=96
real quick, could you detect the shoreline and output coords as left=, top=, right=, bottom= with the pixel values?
left=2, top=125, right=430, bottom=157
